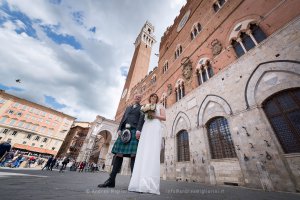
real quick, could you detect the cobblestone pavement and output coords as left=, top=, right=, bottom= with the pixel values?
left=0, top=167, right=299, bottom=200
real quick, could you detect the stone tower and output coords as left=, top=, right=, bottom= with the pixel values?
left=115, top=21, right=156, bottom=122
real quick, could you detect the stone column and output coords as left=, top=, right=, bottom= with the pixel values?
left=246, top=29, right=258, bottom=45
left=237, top=37, right=247, bottom=53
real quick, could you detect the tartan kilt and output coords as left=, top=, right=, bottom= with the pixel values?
left=112, top=128, right=139, bottom=157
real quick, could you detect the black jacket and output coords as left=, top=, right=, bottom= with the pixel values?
left=51, top=158, right=57, bottom=166
left=46, top=157, right=53, bottom=165
left=62, top=158, right=70, bottom=164
left=0, top=142, right=11, bottom=158
left=117, top=104, right=145, bottom=132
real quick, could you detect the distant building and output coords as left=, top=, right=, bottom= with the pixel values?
left=77, top=115, right=118, bottom=170
left=0, top=90, right=76, bottom=156
left=56, top=121, right=90, bottom=160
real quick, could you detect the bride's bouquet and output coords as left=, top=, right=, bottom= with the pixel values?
left=141, top=104, right=156, bottom=119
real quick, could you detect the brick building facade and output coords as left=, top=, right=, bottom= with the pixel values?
left=83, top=0, right=300, bottom=192
left=56, top=122, right=90, bottom=159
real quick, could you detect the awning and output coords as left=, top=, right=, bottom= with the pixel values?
left=13, top=143, right=57, bottom=155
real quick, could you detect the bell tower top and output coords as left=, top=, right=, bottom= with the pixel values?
left=134, top=21, right=156, bottom=48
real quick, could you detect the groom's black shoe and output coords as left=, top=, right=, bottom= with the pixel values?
left=97, top=178, right=115, bottom=188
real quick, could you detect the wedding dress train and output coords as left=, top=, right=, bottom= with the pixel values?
left=128, top=104, right=162, bottom=195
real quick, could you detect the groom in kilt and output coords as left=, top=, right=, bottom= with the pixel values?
left=98, top=94, right=145, bottom=188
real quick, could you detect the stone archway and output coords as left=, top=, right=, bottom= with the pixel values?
left=197, top=94, right=232, bottom=126
left=244, top=60, right=300, bottom=108
left=89, top=130, right=112, bottom=168
left=171, top=111, right=191, bottom=137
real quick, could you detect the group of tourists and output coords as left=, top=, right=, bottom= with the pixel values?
left=0, top=142, right=103, bottom=174
left=41, top=156, right=105, bottom=173
left=76, top=161, right=105, bottom=172
left=0, top=141, right=60, bottom=169
left=0, top=141, right=36, bottom=168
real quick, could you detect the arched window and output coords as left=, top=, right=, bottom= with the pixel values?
left=175, top=45, right=183, bottom=59
left=153, top=75, right=156, bottom=82
left=197, top=23, right=202, bottom=33
left=191, top=23, right=202, bottom=40
left=240, top=32, right=255, bottom=51
left=197, top=70, right=202, bottom=85
left=163, top=61, right=169, bottom=74
left=219, top=0, right=226, bottom=6
left=160, top=137, right=165, bottom=163
left=230, top=22, right=267, bottom=58
left=202, top=70, right=207, bottom=82
left=250, top=24, right=267, bottom=43
left=207, top=117, right=236, bottom=159
left=177, top=130, right=190, bottom=162
left=213, top=3, right=219, bottom=12
left=207, top=64, right=214, bottom=78
left=175, top=80, right=185, bottom=102
left=213, top=0, right=227, bottom=12
left=263, top=88, right=300, bottom=153
left=232, top=40, right=244, bottom=57
left=190, top=32, right=194, bottom=40
left=141, top=83, right=146, bottom=93
left=161, top=93, right=167, bottom=108
left=196, top=58, right=214, bottom=85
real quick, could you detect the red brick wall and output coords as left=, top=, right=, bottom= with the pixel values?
left=116, top=0, right=300, bottom=120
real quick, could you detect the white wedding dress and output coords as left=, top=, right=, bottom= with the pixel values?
left=128, top=104, right=163, bottom=195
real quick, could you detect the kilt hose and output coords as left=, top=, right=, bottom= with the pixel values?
left=112, top=128, right=139, bottom=157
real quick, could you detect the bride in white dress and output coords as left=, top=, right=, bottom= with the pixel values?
left=128, top=93, right=166, bottom=195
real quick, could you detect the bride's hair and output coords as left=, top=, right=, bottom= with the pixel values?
left=148, top=93, right=158, bottom=103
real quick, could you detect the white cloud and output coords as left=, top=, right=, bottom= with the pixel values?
left=2, top=20, right=15, bottom=30
left=0, top=0, right=185, bottom=121
left=8, top=0, right=61, bottom=25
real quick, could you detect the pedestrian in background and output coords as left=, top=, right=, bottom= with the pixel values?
left=0, top=150, right=14, bottom=167
left=78, top=161, right=86, bottom=172
left=55, top=159, right=60, bottom=169
left=59, top=157, right=70, bottom=172
left=42, top=155, right=53, bottom=170
left=50, top=157, right=57, bottom=171
left=0, top=141, right=11, bottom=161
left=28, top=156, right=36, bottom=168
left=11, top=153, right=23, bottom=168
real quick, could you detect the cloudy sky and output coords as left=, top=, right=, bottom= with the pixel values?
left=0, top=0, right=185, bottom=121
